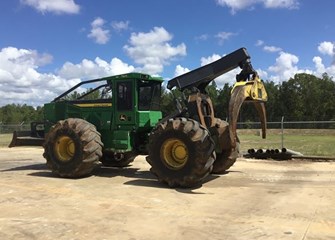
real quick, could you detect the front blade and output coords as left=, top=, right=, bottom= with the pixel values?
left=8, top=131, right=44, bottom=148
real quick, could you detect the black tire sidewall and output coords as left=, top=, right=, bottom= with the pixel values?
left=45, top=125, right=84, bottom=175
left=150, top=129, right=198, bottom=180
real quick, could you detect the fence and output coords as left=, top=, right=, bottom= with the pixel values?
left=1, top=121, right=335, bottom=156
left=236, top=120, right=335, bottom=157
left=1, top=120, right=335, bottom=134
left=0, top=123, right=32, bottom=134
left=237, top=120, right=335, bottom=129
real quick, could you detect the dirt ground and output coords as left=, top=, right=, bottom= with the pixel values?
left=0, top=147, right=334, bottom=240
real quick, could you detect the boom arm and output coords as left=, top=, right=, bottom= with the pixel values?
left=167, top=47, right=268, bottom=151
left=167, top=48, right=256, bottom=92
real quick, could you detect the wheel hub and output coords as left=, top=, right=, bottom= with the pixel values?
left=161, top=139, right=188, bottom=169
left=55, top=136, right=75, bottom=162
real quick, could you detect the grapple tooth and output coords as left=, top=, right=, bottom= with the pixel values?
left=253, top=102, right=267, bottom=139
left=228, top=86, right=246, bottom=148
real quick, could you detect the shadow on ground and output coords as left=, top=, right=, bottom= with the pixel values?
left=1, top=162, right=234, bottom=192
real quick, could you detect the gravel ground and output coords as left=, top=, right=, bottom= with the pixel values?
left=0, top=147, right=334, bottom=240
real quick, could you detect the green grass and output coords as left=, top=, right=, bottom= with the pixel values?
left=0, top=134, right=12, bottom=147
left=238, top=129, right=335, bottom=157
left=1, top=129, right=334, bottom=157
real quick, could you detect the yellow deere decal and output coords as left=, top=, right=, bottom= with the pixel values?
left=74, top=103, right=112, bottom=107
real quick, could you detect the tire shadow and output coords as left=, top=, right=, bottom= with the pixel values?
left=2, top=162, right=236, bottom=192
left=1, top=163, right=57, bottom=178
left=93, top=165, right=156, bottom=180
left=1, top=163, right=47, bottom=172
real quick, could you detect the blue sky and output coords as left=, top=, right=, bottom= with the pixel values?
left=0, top=0, right=334, bottom=106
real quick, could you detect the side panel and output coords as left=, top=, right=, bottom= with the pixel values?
left=44, top=101, right=113, bottom=135
left=111, top=130, right=131, bottom=150
left=137, top=111, right=162, bottom=129
left=134, top=111, right=162, bottom=154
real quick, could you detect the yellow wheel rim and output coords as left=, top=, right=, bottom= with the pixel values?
left=161, top=138, right=188, bottom=169
left=54, top=136, right=75, bottom=162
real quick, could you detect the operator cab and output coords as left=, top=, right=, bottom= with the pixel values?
left=110, top=73, right=162, bottom=129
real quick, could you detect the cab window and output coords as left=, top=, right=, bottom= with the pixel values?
left=117, top=82, right=132, bottom=111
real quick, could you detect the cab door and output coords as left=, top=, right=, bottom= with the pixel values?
left=114, top=80, right=136, bottom=128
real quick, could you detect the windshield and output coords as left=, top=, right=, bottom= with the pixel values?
left=138, top=81, right=161, bottom=111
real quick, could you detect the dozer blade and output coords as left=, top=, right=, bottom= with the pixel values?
left=228, top=77, right=267, bottom=148
left=8, top=130, right=44, bottom=147
left=8, top=122, right=45, bottom=148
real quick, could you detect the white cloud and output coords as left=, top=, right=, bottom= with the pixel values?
left=111, top=20, right=130, bottom=32
left=58, top=57, right=135, bottom=79
left=263, top=45, right=282, bottom=53
left=264, top=0, right=299, bottom=9
left=174, top=65, right=190, bottom=77
left=313, top=56, right=326, bottom=74
left=0, top=46, right=137, bottom=107
left=123, top=27, right=186, bottom=74
left=215, top=32, right=236, bottom=45
left=216, top=0, right=257, bottom=14
left=255, top=40, right=264, bottom=46
left=256, top=68, right=269, bottom=79
left=255, top=40, right=282, bottom=53
left=21, top=0, right=80, bottom=14
left=200, top=54, right=221, bottom=66
left=314, top=41, right=335, bottom=77
left=313, top=56, right=335, bottom=77
left=216, top=0, right=299, bottom=14
left=268, top=51, right=299, bottom=82
left=128, top=27, right=172, bottom=45
left=195, top=34, right=209, bottom=41
left=87, top=17, right=110, bottom=44
left=0, top=47, right=80, bottom=106
left=318, top=41, right=335, bottom=56
left=264, top=47, right=335, bottom=82
left=196, top=32, right=235, bottom=44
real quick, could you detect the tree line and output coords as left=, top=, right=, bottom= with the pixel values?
left=0, top=73, right=334, bottom=124
left=162, top=73, right=335, bottom=122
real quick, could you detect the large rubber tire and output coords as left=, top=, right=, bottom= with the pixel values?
left=146, top=118, right=216, bottom=188
left=43, top=118, right=103, bottom=178
left=211, top=118, right=240, bottom=174
left=100, top=151, right=136, bottom=167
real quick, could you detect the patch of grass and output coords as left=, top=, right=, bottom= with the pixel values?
left=238, top=129, right=335, bottom=157
left=2, top=129, right=334, bottom=157
left=0, top=134, right=12, bottom=147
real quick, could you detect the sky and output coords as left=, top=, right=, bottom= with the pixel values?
left=0, top=0, right=334, bottom=107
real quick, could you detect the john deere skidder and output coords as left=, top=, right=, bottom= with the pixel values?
left=9, top=48, right=268, bottom=187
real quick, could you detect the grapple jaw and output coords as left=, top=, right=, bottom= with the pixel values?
left=228, top=76, right=268, bottom=148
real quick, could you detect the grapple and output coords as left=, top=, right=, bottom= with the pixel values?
left=228, top=76, right=268, bottom=148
